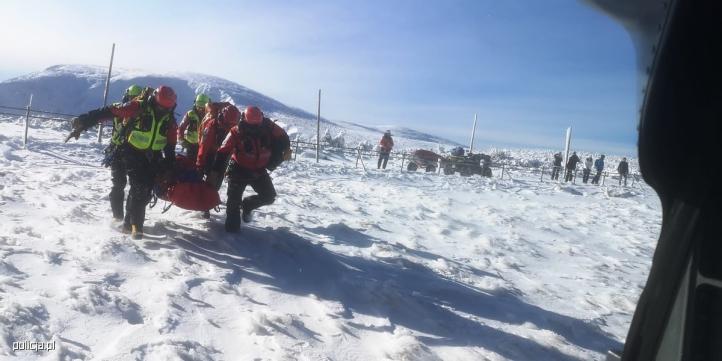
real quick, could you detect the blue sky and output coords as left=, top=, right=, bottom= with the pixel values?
left=0, top=0, right=638, bottom=155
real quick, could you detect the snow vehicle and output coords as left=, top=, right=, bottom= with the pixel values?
left=406, top=149, right=442, bottom=172
left=441, top=153, right=492, bottom=177
left=588, top=0, right=722, bottom=360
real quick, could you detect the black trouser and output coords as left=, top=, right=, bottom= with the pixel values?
left=582, top=169, right=591, bottom=183
left=225, top=162, right=276, bottom=231
left=109, top=145, right=128, bottom=220
left=378, top=151, right=390, bottom=169
left=564, top=168, right=574, bottom=182
left=592, top=170, right=602, bottom=184
left=123, top=148, right=160, bottom=232
left=551, top=166, right=561, bottom=180
left=619, top=173, right=628, bottom=186
left=184, top=143, right=198, bottom=164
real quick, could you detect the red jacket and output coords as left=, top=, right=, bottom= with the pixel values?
left=379, top=134, right=394, bottom=152
left=196, top=102, right=240, bottom=170
left=196, top=116, right=227, bottom=169
left=217, top=119, right=290, bottom=171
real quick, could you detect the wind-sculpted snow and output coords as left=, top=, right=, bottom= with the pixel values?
left=0, top=116, right=661, bottom=360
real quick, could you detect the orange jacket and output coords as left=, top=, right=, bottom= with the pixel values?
left=379, top=135, right=394, bottom=152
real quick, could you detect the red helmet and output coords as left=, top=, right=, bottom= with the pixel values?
left=220, top=104, right=241, bottom=129
left=153, top=86, right=177, bottom=109
left=244, top=106, right=263, bottom=125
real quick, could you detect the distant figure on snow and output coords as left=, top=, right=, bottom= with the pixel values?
left=378, top=130, right=394, bottom=169
left=565, top=151, right=580, bottom=182
left=592, top=154, right=605, bottom=184
left=583, top=156, right=593, bottom=184
left=618, top=157, right=630, bottom=186
left=551, top=152, right=563, bottom=180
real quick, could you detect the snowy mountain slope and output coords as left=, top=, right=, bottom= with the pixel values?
left=0, top=115, right=660, bottom=360
left=0, top=65, right=461, bottom=150
left=0, top=65, right=316, bottom=121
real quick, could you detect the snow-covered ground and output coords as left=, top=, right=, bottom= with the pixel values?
left=1, top=116, right=661, bottom=360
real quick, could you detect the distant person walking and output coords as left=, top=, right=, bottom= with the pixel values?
left=377, top=130, right=394, bottom=169
left=582, top=156, right=593, bottom=183
left=551, top=152, right=563, bottom=180
left=592, top=154, right=605, bottom=184
left=618, top=157, right=630, bottom=186
left=565, top=151, right=580, bottom=182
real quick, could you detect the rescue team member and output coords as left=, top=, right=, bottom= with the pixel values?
left=210, top=106, right=290, bottom=232
left=67, top=86, right=178, bottom=240
left=178, top=94, right=210, bottom=161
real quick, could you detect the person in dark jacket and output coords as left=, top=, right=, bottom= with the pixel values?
left=211, top=106, right=291, bottom=232
left=67, top=86, right=178, bottom=239
left=551, top=152, right=563, bottom=180
left=582, top=156, right=593, bottom=184
left=618, top=157, right=630, bottom=186
left=106, top=85, right=143, bottom=221
left=592, top=154, right=605, bottom=184
left=565, top=151, right=581, bottom=182
left=377, top=130, right=394, bottom=169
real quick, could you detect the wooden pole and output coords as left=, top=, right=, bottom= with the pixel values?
left=316, top=89, right=321, bottom=163
left=400, top=153, right=406, bottom=171
left=540, top=166, right=544, bottom=182
left=23, top=94, right=33, bottom=148
left=294, top=139, right=299, bottom=161
left=98, top=43, right=115, bottom=144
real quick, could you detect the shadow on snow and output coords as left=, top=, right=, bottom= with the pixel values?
left=145, top=222, right=622, bottom=361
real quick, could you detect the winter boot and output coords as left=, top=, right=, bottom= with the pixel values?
left=225, top=217, right=240, bottom=233
left=202, top=210, right=211, bottom=219
left=242, top=208, right=253, bottom=223
left=131, top=225, right=143, bottom=240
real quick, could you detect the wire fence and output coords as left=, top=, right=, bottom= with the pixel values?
left=1, top=101, right=642, bottom=188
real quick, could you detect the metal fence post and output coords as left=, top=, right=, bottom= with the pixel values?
left=23, top=94, right=33, bottom=148
left=602, top=172, right=606, bottom=186
left=540, top=166, right=544, bottom=182
left=400, top=152, right=406, bottom=172
left=501, top=164, right=506, bottom=179
left=294, top=140, right=299, bottom=161
left=355, top=147, right=362, bottom=168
